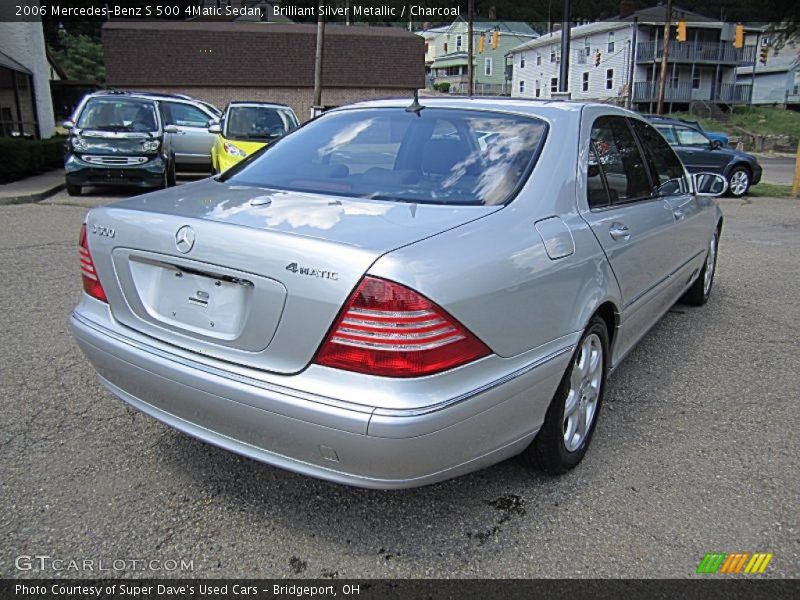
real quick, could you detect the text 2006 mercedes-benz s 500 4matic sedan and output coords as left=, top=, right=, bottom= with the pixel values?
left=70, top=98, right=726, bottom=488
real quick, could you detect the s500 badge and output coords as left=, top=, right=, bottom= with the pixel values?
left=285, top=262, right=338, bottom=280
left=91, top=224, right=115, bottom=238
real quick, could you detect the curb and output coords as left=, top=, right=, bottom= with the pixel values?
left=0, top=182, right=66, bottom=206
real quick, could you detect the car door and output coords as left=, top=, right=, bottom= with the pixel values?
left=580, top=113, right=678, bottom=358
left=161, top=101, right=216, bottom=169
left=629, top=118, right=706, bottom=289
left=671, top=125, right=728, bottom=174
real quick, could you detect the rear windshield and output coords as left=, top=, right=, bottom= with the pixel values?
left=223, top=108, right=547, bottom=206
left=225, top=106, right=299, bottom=141
left=77, top=98, right=159, bottom=132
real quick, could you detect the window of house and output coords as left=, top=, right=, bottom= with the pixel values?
left=585, top=38, right=591, bottom=56
left=692, top=71, right=701, bottom=89
left=551, top=77, right=558, bottom=93
left=519, top=80, right=525, bottom=94
left=583, top=72, right=590, bottom=92
left=550, top=48, right=557, bottom=62
left=425, top=43, right=429, bottom=53
left=608, top=31, right=615, bottom=53
left=456, top=35, right=462, bottom=51
left=444, top=42, right=448, bottom=52
left=589, top=116, right=652, bottom=205
left=535, top=80, right=540, bottom=98
left=536, top=53, right=542, bottom=65
left=485, top=57, right=493, bottom=77
left=606, top=69, right=614, bottom=90
left=520, top=53, right=526, bottom=68
left=670, top=73, right=679, bottom=89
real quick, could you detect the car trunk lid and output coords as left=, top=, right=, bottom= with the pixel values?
left=86, top=179, right=498, bottom=373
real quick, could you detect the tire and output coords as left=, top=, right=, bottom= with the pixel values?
left=66, top=184, right=81, bottom=196
left=520, top=315, right=609, bottom=475
left=681, top=232, right=718, bottom=306
left=727, top=166, right=750, bottom=197
left=166, top=157, right=177, bottom=187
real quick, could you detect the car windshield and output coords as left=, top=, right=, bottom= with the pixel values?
left=225, top=106, right=298, bottom=140
left=223, top=108, right=547, bottom=206
left=77, top=98, right=158, bottom=132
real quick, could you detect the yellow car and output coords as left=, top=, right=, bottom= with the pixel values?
left=209, top=102, right=299, bottom=173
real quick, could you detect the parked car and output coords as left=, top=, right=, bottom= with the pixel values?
left=64, top=91, right=221, bottom=194
left=70, top=98, right=725, bottom=488
left=647, top=116, right=761, bottom=197
left=210, top=102, right=299, bottom=174
left=63, top=92, right=175, bottom=196
left=644, top=115, right=729, bottom=146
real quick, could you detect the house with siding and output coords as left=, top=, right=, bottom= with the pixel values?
left=507, top=5, right=758, bottom=112
left=103, top=21, right=424, bottom=121
left=420, top=20, right=538, bottom=95
left=736, top=43, right=800, bottom=107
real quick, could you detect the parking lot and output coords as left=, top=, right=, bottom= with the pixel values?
left=1, top=187, right=798, bottom=579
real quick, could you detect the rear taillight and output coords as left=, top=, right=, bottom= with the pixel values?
left=314, top=276, right=490, bottom=377
left=78, top=224, right=107, bottom=303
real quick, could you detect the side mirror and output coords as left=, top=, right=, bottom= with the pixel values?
left=208, top=123, right=221, bottom=134
left=694, top=172, right=728, bottom=197
left=62, top=120, right=75, bottom=130
left=164, top=125, right=179, bottom=134
left=710, top=139, right=722, bottom=150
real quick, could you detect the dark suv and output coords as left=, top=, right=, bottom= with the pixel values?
left=646, top=116, right=761, bottom=197
left=63, top=92, right=175, bottom=196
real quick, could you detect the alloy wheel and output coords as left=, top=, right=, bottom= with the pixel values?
left=564, top=333, right=603, bottom=452
left=729, top=170, right=749, bottom=196
left=704, top=235, right=717, bottom=296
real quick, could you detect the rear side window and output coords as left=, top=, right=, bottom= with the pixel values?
left=589, top=116, right=652, bottom=205
left=224, top=108, right=548, bottom=206
left=629, top=119, right=688, bottom=196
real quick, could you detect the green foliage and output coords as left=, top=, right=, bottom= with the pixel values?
left=0, top=137, right=66, bottom=184
left=434, top=82, right=451, bottom=93
left=749, top=183, right=795, bottom=198
left=49, top=30, right=105, bottom=83
left=669, top=107, right=800, bottom=139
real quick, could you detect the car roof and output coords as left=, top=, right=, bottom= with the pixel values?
left=327, top=96, right=641, bottom=121
left=227, top=101, right=293, bottom=109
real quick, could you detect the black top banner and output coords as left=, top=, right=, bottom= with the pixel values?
left=1, top=0, right=799, bottom=24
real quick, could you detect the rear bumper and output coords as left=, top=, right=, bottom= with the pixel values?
left=69, top=310, right=571, bottom=489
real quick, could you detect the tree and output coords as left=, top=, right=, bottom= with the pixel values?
left=49, top=29, right=105, bottom=83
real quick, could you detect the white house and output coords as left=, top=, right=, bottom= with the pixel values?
left=737, top=43, right=800, bottom=107
left=507, top=5, right=758, bottom=112
left=0, top=2, right=56, bottom=138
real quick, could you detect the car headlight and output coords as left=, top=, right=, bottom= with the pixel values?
left=71, top=136, right=88, bottom=151
left=223, top=142, right=246, bottom=157
left=141, top=139, right=160, bottom=153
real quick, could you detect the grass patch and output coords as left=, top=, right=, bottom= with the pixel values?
left=748, top=182, right=795, bottom=198
left=668, top=106, right=800, bottom=139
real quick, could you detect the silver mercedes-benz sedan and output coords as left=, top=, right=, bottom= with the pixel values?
left=70, top=98, right=724, bottom=488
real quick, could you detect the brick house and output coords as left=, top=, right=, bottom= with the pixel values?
left=102, top=21, right=425, bottom=120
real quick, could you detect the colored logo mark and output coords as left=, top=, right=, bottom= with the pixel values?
left=696, top=552, right=773, bottom=574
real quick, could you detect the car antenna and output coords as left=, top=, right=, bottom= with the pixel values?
left=405, top=89, right=425, bottom=116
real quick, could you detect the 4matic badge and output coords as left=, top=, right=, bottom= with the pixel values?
left=285, top=262, right=338, bottom=280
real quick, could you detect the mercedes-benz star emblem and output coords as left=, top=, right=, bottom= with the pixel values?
left=175, top=225, right=196, bottom=254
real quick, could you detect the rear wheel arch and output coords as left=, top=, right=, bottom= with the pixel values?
left=592, top=301, right=619, bottom=362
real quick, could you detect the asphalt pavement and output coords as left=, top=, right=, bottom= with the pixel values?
left=1, top=189, right=798, bottom=579
left=758, top=156, right=797, bottom=186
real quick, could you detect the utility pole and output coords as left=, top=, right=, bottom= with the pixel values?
left=312, top=12, right=325, bottom=118
left=656, top=0, right=673, bottom=115
left=749, top=31, right=761, bottom=106
left=467, top=0, right=474, bottom=96
left=558, top=0, right=571, bottom=93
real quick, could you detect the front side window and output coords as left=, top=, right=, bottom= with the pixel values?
left=589, top=116, right=652, bottom=205
left=224, top=105, right=298, bottom=141
left=164, top=102, right=211, bottom=128
left=629, top=119, right=688, bottom=196
left=77, top=98, right=158, bottom=132
left=675, top=126, right=710, bottom=146
left=224, top=108, right=548, bottom=206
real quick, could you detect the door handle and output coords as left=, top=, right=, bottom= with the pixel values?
left=609, top=223, right=630, bottom=241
